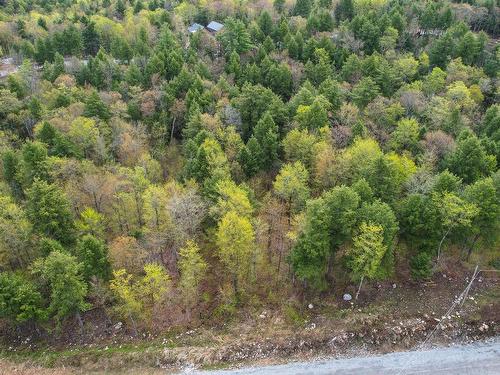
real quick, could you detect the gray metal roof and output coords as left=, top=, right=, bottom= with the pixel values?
left=188, top=23, right=204, bottom=33
left=206, top=21, right=224, bottom=32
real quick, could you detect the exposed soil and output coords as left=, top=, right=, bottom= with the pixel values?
left=0, top=262, right=498, bottom=374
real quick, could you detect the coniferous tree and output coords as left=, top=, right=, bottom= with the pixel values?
left=293, top=0, right=312, bottom=18
left=32, top=251, right=89, bottom=330
left=84, top=91, right=111, bottom=121
left=116, top=0, right=126, bottom=19
left=75, top=235, right=112, bottom=281
left=83, top=21, right=100, bottom=56
left=26, top=180, right=75, bottom=245
left=252, top=112, right=279, bottom=171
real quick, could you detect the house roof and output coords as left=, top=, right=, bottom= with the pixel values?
left=188, top=23, right=204, bottom=33
left=206, top=21, right=224, bottom=32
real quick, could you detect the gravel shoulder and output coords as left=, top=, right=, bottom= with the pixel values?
left=196, top=338, right=500, bottom=375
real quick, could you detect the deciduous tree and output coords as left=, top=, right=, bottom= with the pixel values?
left=178, top=240, right=207, bottom=320
left=349, top=222, right=387, bottom=299
left=216, top=211, right=255, bottom=301
left=0, top=272, right=46, bottom=326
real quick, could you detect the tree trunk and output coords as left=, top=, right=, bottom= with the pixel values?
left=170, top=117, right=176, bottom=144
left=277, top=242, right=282, bottom=274
left=278, top=198, right=292, bottom=275
left=267, top=221, right=273, bottom=263
left=76, top=311, right=84, bottom=335
left=355, top=275, right=364, bottom=300
left=232, top=274, right=240, bottom=304
left=116, top=209, right=124, bottom=234
left=154, top=207, right=160, bottom=229
left=129, top=312, right=138, bottom=337
left=92, top=191, right=100, bottom=213
left=437, top=228, right=451, bottom=261
left=134, top=191, right=143, bottom=227
left=327, top=254, right=335, bottom=282
left=466, top=234, right=480, bottom=261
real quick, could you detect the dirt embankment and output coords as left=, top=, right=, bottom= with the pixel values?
left=1, top=266, right=498, bottom=374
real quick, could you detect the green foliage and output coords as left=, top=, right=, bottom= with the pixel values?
left=464, top=177, right=499, bottom=241
left=283, top=128, right=317, bottom=169
left=290, top=186, right=360, bottom=289
left=351, top=77, right=380, bottom=108
left=212, top=179, right=253, bottom=219
left=390, top=118, right=421, bottom=154
left=216, top=211, right=255, bottom=298
left=76, top=207, right=105, bottom=238
left=185, top=138, right=230, bottom=196
left=295, top=97, right=329, bottom=131
left=251, top=112, right=279, bottom=170
left=348, top=222, right=387, bottom=282
left=273, top=161, right=310, bottom=214
left=32, top=251, right=89, bottom=327
left=36, top=122, right=78, bottom=157
left=84, top=91, right=111, bottom=121
left=110, top=264, right=170, bottom=325
left=0, top=272, right=46, bottom=325
left=258, top=11, right=273, bottom=36
left=445, top=130, right=496, bottom=184
left=75, top=235, right=111, bottom=281
left=437, top=192, right=479, bottom=258
left=178, top=240, right=207, bottom=313
left=217, top=18, right=253, bottom=56
left=283, top=304, right=307, bottom=327
left=18, top=141, right=50, bottom=187
left=399, top=194, right=442, bottom=252
left=68, top=117, right=100, bottom=158
left=432, top=170, right=462, bottom=195
left=266, top=63, right=293, bottom=99
left=0, top=195, right=33, bottom=269
left=110, top=269, right=143, bottom=323
left=26, top=180, right=75, bottom=245
left=289, top=197, right=331, bottom=289
left=335, top=0, right=355, bottom=22
left=410, top=252, right=433, bottom=280
left=0, top=0, right=498, bottom=331
left=357, top=200, right=398, bottom=277
left=294, top=0, right=312, bottom=17
left=305, top=49, right=333, bottom=86
left=38, top=237, right=66, bottom=258
left=235, top=83, right=286, bottom=140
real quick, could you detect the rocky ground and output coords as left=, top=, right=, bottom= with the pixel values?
left=0, top=263, right=498, bottom=374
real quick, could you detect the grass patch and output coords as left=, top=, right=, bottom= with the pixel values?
left=282, top=304, right=307, bottom=327
left=0, top=341, right=166, bottom=368
left=199, top=361, right=232, bottom=371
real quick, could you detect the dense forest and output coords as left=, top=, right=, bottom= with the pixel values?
left=0, top=0, right=498, bottom=337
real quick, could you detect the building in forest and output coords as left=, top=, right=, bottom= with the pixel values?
left=206, top=21, right=224, bottom=33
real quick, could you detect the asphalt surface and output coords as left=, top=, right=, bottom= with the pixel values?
left=195, top=339, right=500, bottom=374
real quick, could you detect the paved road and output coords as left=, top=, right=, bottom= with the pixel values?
left=195, top=339, right=500, bottom=374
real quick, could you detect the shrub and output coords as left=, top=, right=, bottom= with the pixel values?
left=410, top=252, right=433, bottom=280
